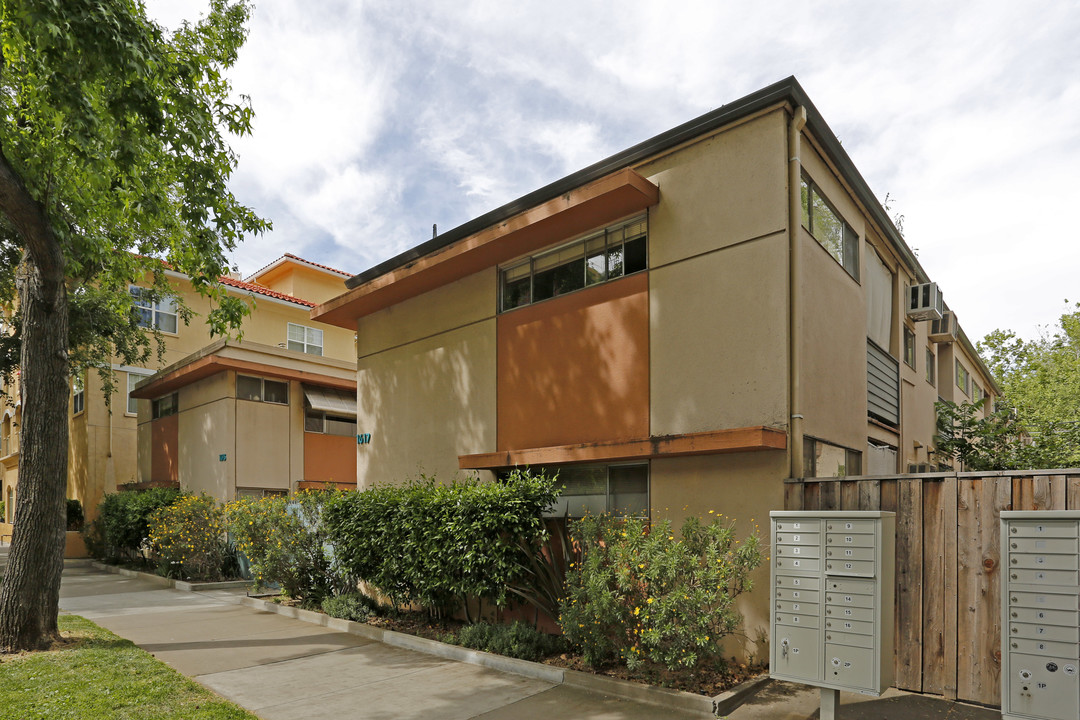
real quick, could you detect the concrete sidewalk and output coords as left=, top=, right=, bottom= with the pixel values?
left=58, top=561, right=705, bottom=720
left=724, top=677, right=1001, bottom=720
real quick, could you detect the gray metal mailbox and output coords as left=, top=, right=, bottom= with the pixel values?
left=770, top=511, right=896, bottom=708
left=1001, top=511, right=1080, bottom=720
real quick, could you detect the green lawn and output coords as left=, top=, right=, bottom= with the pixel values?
left=0, top=615, right=260, bottom=719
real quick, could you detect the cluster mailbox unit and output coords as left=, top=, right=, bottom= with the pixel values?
left=770, top=511, right=895, bottom=717
left=1001, top=511, right=1080, bottom=720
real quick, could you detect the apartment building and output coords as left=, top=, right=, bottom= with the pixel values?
left=310, top=77, right=998, bottom=650
left=0, top=254, right=356, bottom=529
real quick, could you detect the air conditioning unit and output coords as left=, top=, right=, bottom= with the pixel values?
left=906, top=282, right=944, bottom=321
left=928, top=310, right=958, bottom=343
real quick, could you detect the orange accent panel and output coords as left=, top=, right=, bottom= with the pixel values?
left=460, top=426, right=787, bottom=469
left=303, top=432, right=357, bottom=487
left=151, top=414, right=179, bottom=483
left=497, top=273, right=649, bottom=451
left=131, top=355, right=356, bottom=399
left=311, top=168, right=660, bottom=327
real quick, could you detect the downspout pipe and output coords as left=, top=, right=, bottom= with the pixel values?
left=788, top=106, right=807, bottom=479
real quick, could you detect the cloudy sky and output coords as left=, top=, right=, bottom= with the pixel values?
left=149, top=1, right=1080, bottom=345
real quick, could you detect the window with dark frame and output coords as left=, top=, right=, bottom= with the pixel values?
left=926, top=347, right=936, bottom=386
left=152, top=392, right=178, bottom=419
left=800, top=174, right=860, bottom=281
left=304, top=410, right=357, bottom=437
left=903, top=327, right=916, bottom=369
left=803, top=437, right=862, bottom=478
left=237, top=375, right=289, bottom=405
left=497, top=463, right=649, bottom=519
left=499, top=215, right=647, bottom=312
left=955, top=360, right=970, bottom=396
left=130, top=286, right=178, bottom=333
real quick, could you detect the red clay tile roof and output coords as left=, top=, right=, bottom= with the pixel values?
left=282, top=253, right=352, bottom=277
left=218, top=275, right=316, bottom=307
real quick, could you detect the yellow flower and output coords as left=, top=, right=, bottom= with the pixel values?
left=646, top=598, right=653, bottom=604
left=633, top=607, right=639, bottom=616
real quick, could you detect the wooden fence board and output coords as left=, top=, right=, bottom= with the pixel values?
left=803, top=482, right=821, bottom=511
left=1069, top=476, right=1080, bottom=511
left=820, top=481, right=838, bottom=510
left=942, top=476, right=959, bottom=700
left=784, top=481, right=803, bottom=511
left=858, top=479, right=880, bottom=510
left=880, top=479, right=898, bottom=513
left=894, top=479, right=924, bottom=691
left=1013, top=475, right=1031, bottom=510
left=956, top=477, right=981, bottom=703
left=1032, top=475, right=1052, bottom=510
left=970, top=478, right=1009, bottom=705
left=921, top=480, right=946, bottom=695
left=840, top=480, right=859, bottom=510
left=1049, top=475, right=1067, bottom=510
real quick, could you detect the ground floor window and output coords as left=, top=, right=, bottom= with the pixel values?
left=500, top=463, right=649, bottom=519
left=304, top=410, right=357, bottom=437
left=804, top=437, right=862, bottom=478
left=235, top=488, right=288, bottom=499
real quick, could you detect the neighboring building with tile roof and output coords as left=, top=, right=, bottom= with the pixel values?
left=0, top=255, right=356, bottom=535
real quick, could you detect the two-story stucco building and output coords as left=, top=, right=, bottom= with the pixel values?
left=308, top=77, right=998, bottom=650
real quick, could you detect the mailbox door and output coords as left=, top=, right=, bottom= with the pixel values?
left=1007, top=653, right=1080, bottom=720
left=773, top=625, right=821, bottom=682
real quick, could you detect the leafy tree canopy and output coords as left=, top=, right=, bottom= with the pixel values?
left=0, top=0, right=268, bottom=388
left=942, top=304, right=1080, bottom=470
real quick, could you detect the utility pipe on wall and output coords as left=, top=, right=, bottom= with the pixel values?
left=788, top=106, right=807, bottom=479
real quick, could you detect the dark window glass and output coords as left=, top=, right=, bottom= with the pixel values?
left=624, top=236, right=647, bottom=274
left=237, top=375, right=261, bottom=401
left=532, top=267, right=556, bottom=302
left=305, top=412, right=323, bottom=433
left=552, top=257, right=585, bottom=296
left=502, top=276, right=531, bottom=309
left=264, top=380, right=289, bottom=405
left=609, top=465, right=648, bottom=517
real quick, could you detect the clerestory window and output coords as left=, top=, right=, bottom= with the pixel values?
left=499, top=215, right=647, bottom=312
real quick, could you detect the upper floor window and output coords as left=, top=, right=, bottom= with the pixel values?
left=237, top=375, right=289, bottom=405
left=499, top=215, right=647, bottom=312
left=287, top=323, right=323, bottom=356
left=152, top=392, right=177, bottom=419
left=903, top=327, right=916, bottom=369
left=130, top=286, right=178, bottom=333
left=926, top=347, right=936, bottom=386
left=72, top=374, right=85, bottom=415
left=804, top=437, right=862, bottom=478
left=972, top=383, right=983, bottom=404
left=126, top=370, right=153, bottom=415
left=955, top=360, right=970, bottom=396
left=801, top=174, right=859, bottom=281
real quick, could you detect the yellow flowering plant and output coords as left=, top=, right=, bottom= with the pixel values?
left=225, top=489, right=352, bottom=603
left=147, top=493, right=230, bottom=581
left=558, top=513, right=762, bottom=672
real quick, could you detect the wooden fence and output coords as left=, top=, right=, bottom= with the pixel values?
left=784, top=469, right=1080, bottom=708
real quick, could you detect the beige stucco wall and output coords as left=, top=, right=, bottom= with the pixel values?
left=356, top=318, right=497, bottom=488
left=357, top=269, right=496, bottom=358
left=798, top=230, right=867, bottom=453
left=650, top=233, right=790, bottom=435
left=178, top=397, right=234, bottom=499
left=235, top=399, right=291, bottom=491
left=639, top=108, right=788, bottom=267
left=650, top=450, right=788, bottom=660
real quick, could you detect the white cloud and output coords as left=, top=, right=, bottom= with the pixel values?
left=148, top=0, right=1080, bottom=343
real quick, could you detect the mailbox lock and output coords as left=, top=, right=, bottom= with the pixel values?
left=1011, top=573, right=1018, bottom=580
left=1046, top=662, right=1058, bottom=673
left=780, top=638, right=789, bottom=658
left=1011, top=558, right=1018, bottom=565
left=1011, top=611, right=1018, bottom=618
left=1019, top=669, right=1032, bottom=680
left=1011, top=542, right=1018, bottom=549
left=1065, top=665, right=1077, bottom=676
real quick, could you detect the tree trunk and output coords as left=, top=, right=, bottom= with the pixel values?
left=0, top=252, right=68, bottom=651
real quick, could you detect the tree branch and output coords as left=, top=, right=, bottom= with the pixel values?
left=0, top=144, right=63, bottom=286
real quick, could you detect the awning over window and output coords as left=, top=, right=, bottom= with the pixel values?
left=303, top=385, right=356, bottom=417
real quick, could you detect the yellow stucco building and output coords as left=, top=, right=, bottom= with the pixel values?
left=0, top=254, right=357, bottom=535
left=311, top=77, right=999, bottom=654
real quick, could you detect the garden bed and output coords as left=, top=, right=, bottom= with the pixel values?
left=356, top=608, right=766, bottom=697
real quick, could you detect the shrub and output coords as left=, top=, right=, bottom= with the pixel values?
left=321, top=592, right=381, bottom=622
left=96, top=487, right=183, bottom=561
left=506, top=516, right=578, bottom=626
left=226, top=489, right=351, bottom=603
left=322, top=470, right=558, bottom=618
left=81, top=519, right=107, bottom=560
left=441, top=621, right=566, bottom=662
left=66, top=498, right=84, bottom=531
left=147, top=494, right=230, bottom=581
left=559, top=513, right=762, bottom=671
